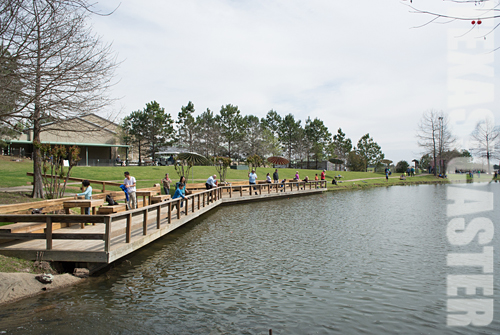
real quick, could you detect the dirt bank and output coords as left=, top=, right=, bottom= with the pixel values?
left=0, top=272, right=83, bottom=305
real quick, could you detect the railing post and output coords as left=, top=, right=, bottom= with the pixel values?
left=102, top=182, right=106, bottom=193
left=203, top=192, right=206, bottom=207
left=46, top=217, right=52, bottom=250
left=259, top=185, right=262, bottom=195
left=104, top=216, right=111, bottom=252
left=143, top=209, right=148, bottom=235
left=230, top=186, right=233, bottom=198
left=168, top=201, right=172, bottom=224
left=240, top=187, right=243, bottom=197
left=192, top=195, right=195, bottom=213
left=126, top=213, right=132, bottom=243
left=157, top=205, right=161, bottom=229
left=177, top=199, right=181, bottom=219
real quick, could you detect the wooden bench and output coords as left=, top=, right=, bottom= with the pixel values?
left=151, top=195, right=171, bottom=204
left=97, top=204, right=127, bottom=214
left=0, top=221, right=81, bottom=234
left=0, top=221, right=82, bottom=244
left=185, top=183, right=208, bottom=191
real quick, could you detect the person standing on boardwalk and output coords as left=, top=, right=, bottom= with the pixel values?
left=266, top=173, right=272, bottom=183
left=75, top=180, right=92, bottom=215
left=173, top=176, right=187, bottom=211
left=161, top=173, right=171, bottom=195
left=123, top=171, right=137, bottom=210
left=321, top=169, right=326, bottom=181
left=294, top=171, right=300, bottom=181
left=206, top=175, right=217, bottom=190
left=273, top=169, right=279, bottom=183
left=249, top=169, right=258, bottom=195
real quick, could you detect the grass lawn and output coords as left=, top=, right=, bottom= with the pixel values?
left=1, top=155, right=384, bottom=189
left=2, top=155, right=493, bottom=199
left=0, top=254, right=37, bottom=273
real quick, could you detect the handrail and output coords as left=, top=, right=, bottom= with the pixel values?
left=27, top=172, right=122, bottom=192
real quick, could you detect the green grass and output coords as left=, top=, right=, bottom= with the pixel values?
left=0, top=254, right=57, bottom=274
left=0, top=157, right=384, bottom=189
left=0, top=254, right=36, bottom=273
left=2, top=156, right=492, bottom=196
left=0, top=157, right=34, bottom=188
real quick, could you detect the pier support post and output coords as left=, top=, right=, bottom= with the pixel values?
left=126, top=213, right=132, bottom=243
left=104, top=217, right=111, bottom=252
left=46, top=217, right=52, bottom=250
left=168, top=202, right=172, bottom=224
left=157, top=206, right=161, bottom=229
left=143, top=209, right=148, bottom=235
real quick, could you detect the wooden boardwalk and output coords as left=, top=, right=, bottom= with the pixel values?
left=0, top=182, right=327, bottom=269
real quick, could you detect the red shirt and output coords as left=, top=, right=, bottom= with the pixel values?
left=321, top=171, right=325, bottom=180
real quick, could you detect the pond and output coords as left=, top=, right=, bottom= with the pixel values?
left=1, top=183, right=499, bottom=334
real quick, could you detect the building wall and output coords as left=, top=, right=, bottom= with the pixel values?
left=5, top=114, right=125, bottom=163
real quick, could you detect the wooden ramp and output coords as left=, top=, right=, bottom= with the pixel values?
left=0, top=182, right=327, bottom=268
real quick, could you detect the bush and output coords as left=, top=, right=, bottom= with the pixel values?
left=395, top=160, right=409, bottom=173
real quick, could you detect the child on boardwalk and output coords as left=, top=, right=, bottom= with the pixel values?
left=249, top=170, right=258, bottom=195
left=123, top=172, right=137, bottom=210
left=75, top=180, right=92, bottom=215
left=173, top=176, right=187, bottom=212
left=161, top=173, right=171, bottom=195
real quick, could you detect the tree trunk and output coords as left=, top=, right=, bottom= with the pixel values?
left=32, top=24, right=44, bottom=199
left=138, top=140, right=142, bottom=166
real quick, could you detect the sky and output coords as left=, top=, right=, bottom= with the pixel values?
left=89, top=0, right=500, bottom=164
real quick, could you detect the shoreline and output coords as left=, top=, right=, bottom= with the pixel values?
left=0, top=272, right=84, bottom=306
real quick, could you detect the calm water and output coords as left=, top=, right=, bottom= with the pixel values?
left=1, top=184, right=500, bottom=334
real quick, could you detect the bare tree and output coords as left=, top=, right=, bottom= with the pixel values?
left=408, top=0, right=500, bottom=33
left=470, top=117, right=500, bottom=173
left=1, top=0, right=118, bottom=198
left=416, top=110, right=456, bottom=175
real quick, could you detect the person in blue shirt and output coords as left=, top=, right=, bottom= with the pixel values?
left=173, top=176, right=187, bottom=211
left=75, top=180, right=92, bottom=215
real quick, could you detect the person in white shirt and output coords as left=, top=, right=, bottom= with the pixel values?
left=123, top=171, right=137, bottom=209
left=206, top=175, right=217, bottom=190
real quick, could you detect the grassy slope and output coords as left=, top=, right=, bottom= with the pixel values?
left=2, top=156, right=492, bottom=195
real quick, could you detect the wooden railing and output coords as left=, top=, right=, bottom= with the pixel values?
left=0, top=181, right=327, bottom=253
left=26, top=172, right=122, bottom=193
left=0, top=185, right=160, bottom=214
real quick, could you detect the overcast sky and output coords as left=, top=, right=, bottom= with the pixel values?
left=90, top=0, right=500, bottom=164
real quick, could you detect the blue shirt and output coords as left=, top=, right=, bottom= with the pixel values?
left=173, top=183, right=186, bottom=199
left=77, top=186, right=92, bottom=200
left=249, top=172, right=257, bottom=183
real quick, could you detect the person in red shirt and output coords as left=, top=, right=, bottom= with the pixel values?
left=321, top=170, right=326, bottom=180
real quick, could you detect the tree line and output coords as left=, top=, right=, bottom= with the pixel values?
left=415, top=110, right=499, bottom=175
left=121, top=101, right=385, bottom=171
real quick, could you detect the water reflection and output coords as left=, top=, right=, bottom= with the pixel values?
left=1, top=184, right=500, bottom=334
